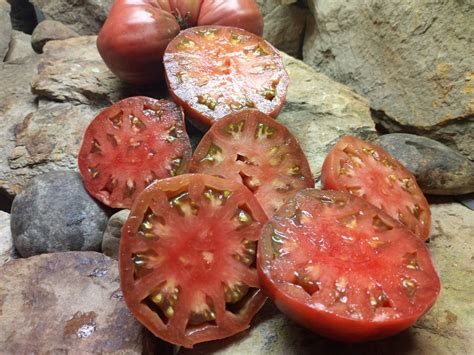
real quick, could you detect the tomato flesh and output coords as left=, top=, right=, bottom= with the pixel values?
left=190, top=110, right=314, bottom=217
left=164, top=26, right=289, bottom=129
left=120, top=174, right=268, bottom=348
left=78, top=97, right=192, bottom=209
left=321, top=136, right=431, bottom=240
left=258, top=189, right=440, bottom=342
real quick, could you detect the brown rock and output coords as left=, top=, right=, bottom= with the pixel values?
left=0, top=55, right=39, bottom=198
left=31, top=19, right=79, bottom=53
left=0, top=252, right=144, bottom=353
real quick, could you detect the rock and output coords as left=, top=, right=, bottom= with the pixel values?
left=257, top=0, right=301, bottom=17
left=4, top=29, right=35, bottom=61
left=10, top=171, right=108, bottom=257
left=279, top=52, right=377, bottom=179
left=0, top=252, right=145, bottom=353
left=0, top=0, right=12, bottom=61
left=0, top=210, right=15, bottom=266
left=262, top=4, right=308, bottom=58
left=31, top=19, right=79, bottom=53
left=6, top=0, right=37, bottom=34
left=102, top=209, right=130, bottom=260
left=30, top=0, right=113, bottom=35
left=1, top=99, right=103, bottom=195
left=0, top=55, right=39, bottom=197
left=378, top=134, right=474, bottom=195
left=303, top=0, right=474, bottom=159
left=31, top=36, right=161, bottom=106
left=181, top=201, right=474, bottom=355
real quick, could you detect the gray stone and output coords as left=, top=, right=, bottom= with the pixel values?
left=303, top=0, right=474, bottom=159
left=181, top=201, right=474, bottom=355
left=279, top=52, right=377, bottom=179
left=0, top=210, right=15, bottom=266
left=0, top=252, right=145, bottom=353
left=0, top=55, right=39, bottom=197
left=30, top=0, right=113, bottom=35
left=31, top=19, right=79, bottom=53
left=102, top=209, right=130, bottom=260
left=378, top=133, right=474, bottom=195
left=257, top=0, right=300, bottom=17
left=263, top=4, right=307, bottom=58
left=0, top=0, right=12, bottom=61
left=10, top=171, right=108, bottom=257
left=4, top=29, right=34, bottom=61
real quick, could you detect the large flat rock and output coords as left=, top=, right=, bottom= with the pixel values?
left=0, top=251, right=144, bottom=353
left=181, top=201, right=473, bottom=354
left=303, top=0, right=474, bottom=159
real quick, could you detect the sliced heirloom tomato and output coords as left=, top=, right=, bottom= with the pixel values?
left=321, top=136, right=431, bottom=240
left=258, top=189, right=440, bottom=342
left=120, top=174, right=268, bottom=348
left=78, top=97, right=192, bottom=209
left=190, top=110, right=314, bottom=217
left=164, top=26, right=289, bottom=129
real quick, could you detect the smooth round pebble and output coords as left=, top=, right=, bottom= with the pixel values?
left=102, top=209, right=130, bottom=260
left=11, top=171, right=108, bottom=257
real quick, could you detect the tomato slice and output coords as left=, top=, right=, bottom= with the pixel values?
left=164, top=26, right=289, bottom=129
left=321, top=136, right=431, bottom=240
left=120, top=174, right=268, bottom=348
left=258, top=189, right=440, bottom=342
left=189, top=109, right=314, bottom=217
left=78, top=97, right=192, bottom=209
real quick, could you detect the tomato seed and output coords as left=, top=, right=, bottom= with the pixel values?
left=337, top=214, right=358, bottom=229
left=403, top=252, right=420, bottom=270
left=106, top=133, right=118, bottom=147
left=402, top=278, right=417, bottom=299
left=197, top=93, right=217, bottom=110
left=224, top=282, right=249, bottom=304
left=176, top=38, right=196, bottom=50
left=108, top=112, right=122, bottom=127
left=372, top=215, right=393, bottom=232
left=90, top=138, right=102, bottom=154
left=411, top=204, right=423, bottom=219
left=201, top=143, right=223, bottom=163
left=170, top=192, right=198, bottom=216
left=130, top=115, right=146, bottom=131
left=124, top=178, right=136, bottom=198
left=255, top=123, right=275, bottom=139
left=88, top=167, right=99, bottom=179
left=368, top=235, right=388, bottom=249
left=224, top=120, right=245, bottom=136
left=168, top=158, right=183, bottom=177
left=289, top=165, right=302, bottom=177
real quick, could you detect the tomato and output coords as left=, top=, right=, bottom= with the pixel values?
left=190, top=110, right=314, bottom=216
left=164, top=26, right=289, bottom=129
left=78, top=97, right=191, bottom=209
left=97, top=0, right=263, bottom=85
left=120, top=174, right=268, bottom=347
left=258, top=189, right=440, bottom=343
left=321, top=136, right=431, bottom=241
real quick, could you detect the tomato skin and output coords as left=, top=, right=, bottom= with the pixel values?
left=258, top=189, right=440, bottom=343
left=97, top=0, right=180, bottom=85
left=198, top=0, right=263, bottom=36
left=321, top=136, right=431, bottom=241
left=120, top=174, right=268, bottom=347
left=97, top=0, right=263, bottom=84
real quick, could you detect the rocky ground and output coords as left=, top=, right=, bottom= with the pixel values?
left=0, top=0, right=473, bottom=354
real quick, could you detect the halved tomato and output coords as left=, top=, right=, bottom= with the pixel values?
left=190, top=109, right=314, bottom=217
left=321, top=136, right=431, bottom=240
left=120, top=174, right=268, bottom=348
left=164, top=26, right=289, bottom=129
left=258, top=189, right=440, bottom=342
left=78, top=97, right=192, bottom=209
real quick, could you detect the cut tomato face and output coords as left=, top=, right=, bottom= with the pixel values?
left=78, top=97, right=192, bottom=209
left=190, top=110, right=314, bottom=217
left=120, top=174, right=268, bottom=348
left=321, top=136, right=431, bottom=240
left=258, top=189, right=440, bottom=343
left=164, top=26, right=289, bottom=129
